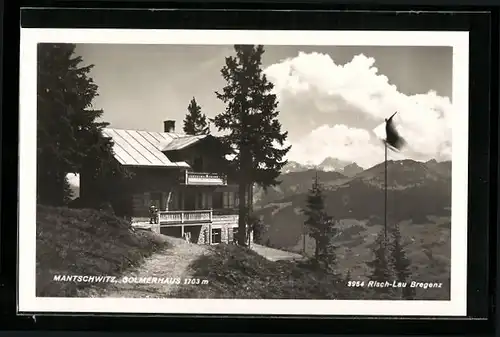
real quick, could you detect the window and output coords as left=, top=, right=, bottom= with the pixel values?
left=212, top=228, right=222, bottom=244
left=206, top=192, right=213, bottom=209
left=223, top=191, right=234, bottom=208
left=170, top=191, right=179, bottom=210
left=196, top=192, right=203, bottom=209
left=212, top=192, right=223, bottom=209
left=234, top=192, right=248, bottom=208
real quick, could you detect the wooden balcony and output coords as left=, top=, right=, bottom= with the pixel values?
left=158, top=210, right=238, bottom=226
left=182, top=171, right=227, bottom=186
left=158, top=209, right=212, bottom=225
left=212, top=214, right=239, bottom=224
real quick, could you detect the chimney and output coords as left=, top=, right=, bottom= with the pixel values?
left=163, top=120, right=175, bottom=133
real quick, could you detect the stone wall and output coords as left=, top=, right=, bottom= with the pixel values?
left=189, top=224, right=210, bottom=244
left=157, top=223, right=254, bottom=246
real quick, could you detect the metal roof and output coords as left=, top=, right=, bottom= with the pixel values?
left=161, top=134, right=207, bottom=151
left=102, top=128, right=202, bottom=168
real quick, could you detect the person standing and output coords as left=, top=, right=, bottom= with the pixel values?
left=149, top=203, right=158, bottom=224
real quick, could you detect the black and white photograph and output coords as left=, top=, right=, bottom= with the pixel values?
left=18, top=29, right=469, bottom=316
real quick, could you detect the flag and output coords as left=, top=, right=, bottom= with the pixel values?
left=373, top=112, right=406, bottom=151
left=385, top=112, right=406, bottom=150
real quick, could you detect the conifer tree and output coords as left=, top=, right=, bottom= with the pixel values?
left=303, top=173, right=338, bottom=273
left=303, top=173, right=329, bottom=260
left=183, top=97, right=210, bottom=135
left=345, top=269, right=352, bottom=282
left=367, top=229, right=394, bottom=295
left=317, top=221, right=339, bottom=274
left=63, top=177, right=74, bottom=205
left=37, top=43, right=128, bottom=206
left=388, top=224, right=414, bottom=299
left=213, top=45, right=290, bottom=245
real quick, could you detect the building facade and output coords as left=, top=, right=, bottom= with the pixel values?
left=81, top=120, right=253, bottom=245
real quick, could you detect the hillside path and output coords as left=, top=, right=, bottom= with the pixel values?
left=97, top=236, right=209, bottom=298
left=250, top=243, right=306, bottom=262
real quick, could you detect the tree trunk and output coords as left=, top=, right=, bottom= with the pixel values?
left=314, top=241, right=319, bottom=261
left=246, top=183, right=253, bottom=247
left=238, top=182, right=247, bottom=246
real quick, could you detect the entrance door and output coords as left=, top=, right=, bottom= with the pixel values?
left=211, top=228, right=222, bottom=244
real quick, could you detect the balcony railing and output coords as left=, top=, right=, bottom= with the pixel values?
left=158, top=210, right=239, bottom=226
left=182, top=171, right=227, bottom=186
left=158, top=210, right=212, bottom=224
left=212, top=214, right=239, bottom=224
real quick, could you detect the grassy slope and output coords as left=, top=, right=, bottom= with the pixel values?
left=287, top=219, right=451, bottom=300
left=36, top=205, right=170, bottom=297
left=172, top=239, right=449, bottom=300
left=172, top=243, right=377, bottom=300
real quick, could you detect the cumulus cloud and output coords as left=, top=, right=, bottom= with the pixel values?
left=286, top=124, right=384, bottom=168
left=264, top=52, right=453, bottom=168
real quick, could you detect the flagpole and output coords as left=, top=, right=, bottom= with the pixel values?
left=303, top=223, right=306, bottom=255
left=384, top=141, right=388, bottom=242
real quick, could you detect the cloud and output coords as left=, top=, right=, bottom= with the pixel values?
left=286, top=124, right=385, bottom=168
left=264, top=52, right=453, bottom=167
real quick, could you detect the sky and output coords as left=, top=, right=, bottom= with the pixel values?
left=75, top=44, right=453, bottom=169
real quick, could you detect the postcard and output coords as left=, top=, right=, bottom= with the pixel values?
left=18, top=28, right=469, bottom=316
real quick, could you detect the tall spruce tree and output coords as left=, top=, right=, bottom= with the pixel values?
left=388, top=224, right=414, bottom=299
left=37, top=43, right=127, bottom=206
left=303, top=173, right=338, bottom=272
left=213, top=45, right=290, bottom=245
left=183, top=97, right=210, bottom=135
left=317, top=221, right=339, bottom=274
left=367, top=230, right=394, bottom=296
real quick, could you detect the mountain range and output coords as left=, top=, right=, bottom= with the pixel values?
left=255, top=158, right=451, bottom=209
left=282, top=157, right=364, bottom=177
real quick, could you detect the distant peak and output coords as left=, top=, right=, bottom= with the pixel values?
left=316, top=157, right=352, bottom=172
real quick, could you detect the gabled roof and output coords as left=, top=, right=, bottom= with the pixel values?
left=161, top=134, right=208, bottom=151
left=102, top=128, right=205, bottom=168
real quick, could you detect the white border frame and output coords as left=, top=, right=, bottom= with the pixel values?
left=18, top=29, right=469, bottom=316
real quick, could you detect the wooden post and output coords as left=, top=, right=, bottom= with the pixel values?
left=180, top=211, right=184, bottom=223
left=181, top=225, right=184, bottom=238
left=208, top=208, right=213, bottom=245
